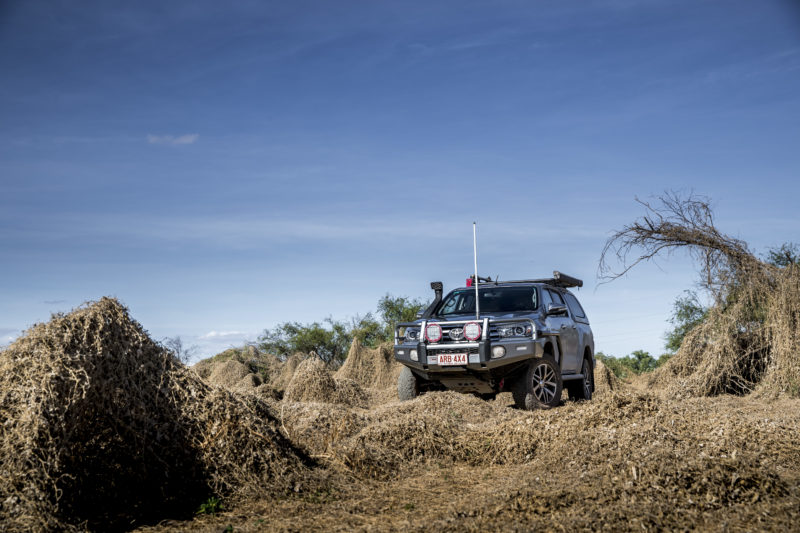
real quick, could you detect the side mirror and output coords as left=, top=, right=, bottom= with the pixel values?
left=415, top=310, right=424, bottom=319
left=546, top=303, right=568, bottom=316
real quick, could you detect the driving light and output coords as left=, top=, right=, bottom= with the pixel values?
left=425, top=323, right=442, bottom=342
left=410, top=349, right=418, bottom=361
left=464, top=321, right=482, bottom=341
left=491, top=346, right=506, bottom=358
left=498, top=323, right=534, bottom=338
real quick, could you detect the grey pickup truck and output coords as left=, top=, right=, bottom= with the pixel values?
left=394, top=272, right=594, bottom=409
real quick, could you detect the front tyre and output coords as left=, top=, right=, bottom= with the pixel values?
left=567, top=357, right=593, bottom=401
left=514, top=357, right=562, bottom=409
left=397, top=366, right=420, bottom=401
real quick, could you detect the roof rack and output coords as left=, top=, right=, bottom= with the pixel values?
left=489, top=271, right=583, bottom=289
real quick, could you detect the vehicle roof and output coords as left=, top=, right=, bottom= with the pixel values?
left=453, top=282, right=568, bottom=291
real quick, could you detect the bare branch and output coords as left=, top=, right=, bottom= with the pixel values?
left=599, top=192, right=769, bottom=301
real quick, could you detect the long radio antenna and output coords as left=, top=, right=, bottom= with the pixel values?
left=473, top=222, right=480, bottom=319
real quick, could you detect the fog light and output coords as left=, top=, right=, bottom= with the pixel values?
left=410, top=349, right=418, bottom=361
left=491, top=346, right=506, bottom=358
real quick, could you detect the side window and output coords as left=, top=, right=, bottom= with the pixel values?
left=540, top=289, right=552, bottom=308
left=548, top=290, right=565, bottom=306
left=564, top=293, right=587, bottom=319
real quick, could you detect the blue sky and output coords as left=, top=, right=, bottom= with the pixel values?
left=2, top=0, right=799, bottom=361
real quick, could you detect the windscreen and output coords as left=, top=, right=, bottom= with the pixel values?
left=436, top=286, right=538, bottom=316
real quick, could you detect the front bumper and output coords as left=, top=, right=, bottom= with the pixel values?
left=394, top=337, right=546, bottom=374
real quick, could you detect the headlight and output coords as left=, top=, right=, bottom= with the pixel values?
left=405, top=328, right=420, bottom=342
left=498, top=323, right=534, bottom=338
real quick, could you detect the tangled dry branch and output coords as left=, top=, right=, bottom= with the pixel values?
left=600, top=192, right=800, bottom=397
left=599, top=192, right=770, bottom=301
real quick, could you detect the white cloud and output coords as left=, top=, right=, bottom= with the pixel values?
left=146, top=133, right=199, bottom=146
left=200, top=330, right=246, bottom=340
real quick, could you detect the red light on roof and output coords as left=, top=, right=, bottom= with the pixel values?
left=466, top=277, right=473, bottom=287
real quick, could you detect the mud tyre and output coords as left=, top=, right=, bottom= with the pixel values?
left=567, top=357, right=594, bottom=401
left=513, top=357, right=563, bottom=410
left=398, top=366, right=420, bottom=401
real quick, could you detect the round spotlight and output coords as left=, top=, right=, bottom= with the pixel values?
left=464, top=321, right=482, bottom=341
left=425, top=323, right=442, bottom=342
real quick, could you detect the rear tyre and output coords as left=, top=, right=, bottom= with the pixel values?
left=398, top=366, right=420, bottom=401
left=567, top=357, right=593, bottom=401
left=514, top=357, right=562, bottom=410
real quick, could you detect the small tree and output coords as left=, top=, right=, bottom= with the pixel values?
left=376, top=294, right=428, bottom=342
left=664, top=291, right=709, bottom=353
left=162, top=336, right=199, bottom=364
left=258, top=320, right=351, bottom=365
left=256, top=293, right=429, bottom=366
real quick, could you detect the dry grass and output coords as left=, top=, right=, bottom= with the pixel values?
left=649, top=267, right=800, bottom=397
left=593, top=358, right=619, bottom=395
left=284, top=357, right=369, bottom=408
left=601, top=193, right=800, bottom=398
left=140, top=390, right=800, bottom=532
left=0, top=298, right=318, bottom=531
left=335, top=340, right=402, bottom=404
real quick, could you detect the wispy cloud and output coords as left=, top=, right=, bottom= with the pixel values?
left=200, top=330, right=247, bottom=340
left=146, top=133, right=199, bottom=146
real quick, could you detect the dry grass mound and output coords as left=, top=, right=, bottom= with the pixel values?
left=208, top=359, right=252, bottom=388
left=278, top=384, right=800, bottom=512
left=0, top=298, right=313, bottom=531
left=232, top=373, right=261, bottom=393
left=650, top=267, right=800, bottom=397
left=600, top=194, right=800, bottom=398
left=271, top=352, right=306, bottom=392
left=593, top=359, right=618, bottom=395
left=284, top=357, right=368, bottom=408
left=193, top=346, right=282, bottom=386
left=335, top=340, right=401, bottom=394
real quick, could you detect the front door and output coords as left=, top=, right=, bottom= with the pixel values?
left=546, top=290, right=580, bottom=372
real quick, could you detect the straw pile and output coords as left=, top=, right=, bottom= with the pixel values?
left=207, top=359, right=252, bottom=388
left=0, top=298, right=313, bottom=531
left=593, top=358, right=618, bottom=395
left=649, top=267, right=800, bottom=397
left=335, top=340, right=401, bottom=397
left=271, top=352, right=306, bottom=392
left=192, top=346, right=281, bottom=386
left=284, top=357, right=368, bottom=408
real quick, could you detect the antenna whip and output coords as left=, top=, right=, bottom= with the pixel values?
left=473, top=222, right=480, bottom=319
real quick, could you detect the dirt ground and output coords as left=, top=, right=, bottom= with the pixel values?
left=136, top=390, right=800, bottom=532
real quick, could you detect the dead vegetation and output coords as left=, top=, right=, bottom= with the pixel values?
left=0, top=298, right=318, bottom=531
left=601, top=192, right=800, bottom=397
left=140, top=389, right=800, bottom=533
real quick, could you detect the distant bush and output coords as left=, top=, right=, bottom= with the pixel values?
left=596, top=350, right=671, bottom=379
left=257, top=294, right=427, bottom=366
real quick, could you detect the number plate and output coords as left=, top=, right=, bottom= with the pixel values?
left=437, top=353, right=467, bottom=366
